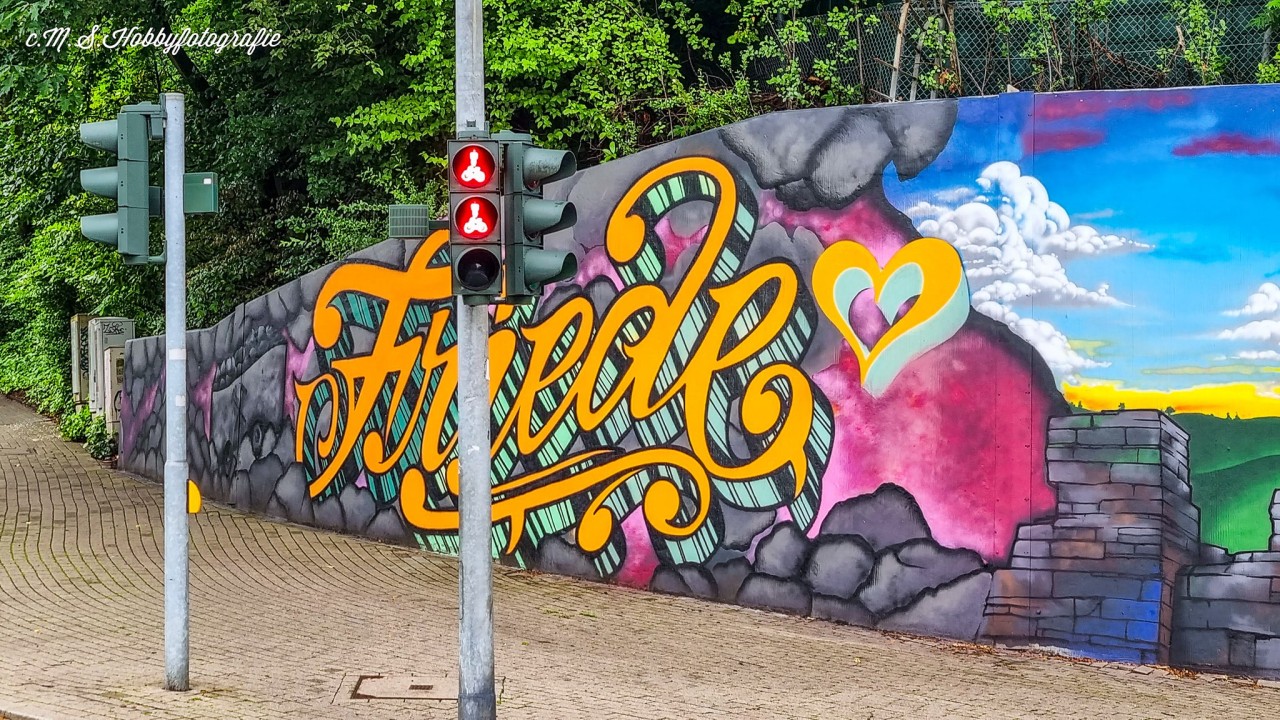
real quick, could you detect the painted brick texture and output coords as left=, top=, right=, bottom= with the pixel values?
left=983, top=411, right=1197, bottom=665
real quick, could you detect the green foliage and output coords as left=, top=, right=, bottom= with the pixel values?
left=1252, top=0, right=1280, bottom=30
left=83, top=413, right=117, bottom=460
left=1258, top=0, right=1280, bottom=82
left=913, top=16, right=959, bottom=94
left=650, top=75, right=758, bottom=141
left=726, top=0, right=874, bottom=107
left=1158, top=0, right=1229, bottom=84
left=1261, top=46, right=1280, bottom=82
left=58, top=406, right=93, bottom=442
left=336, top=0, right=686, bottom=163
left=980, top=0, right=1067, bottom=89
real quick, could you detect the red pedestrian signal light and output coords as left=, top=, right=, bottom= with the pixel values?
left=451, top=144, right=498, bottom=190
left=447, top=138, right=503, bottom=300
left=452, top=196, right=499, bottom=240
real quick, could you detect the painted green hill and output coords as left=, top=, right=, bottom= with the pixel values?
left=1192, top=455, right=1280, bottom=551
left=1176, top=413, right=1280, bottom=552
left=1176, top=413, right=1280, bottom=473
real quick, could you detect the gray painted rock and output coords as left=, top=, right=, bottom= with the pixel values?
left=348, top=237, right=406, bottom=269
left=274, top=464, right=313, bottom=525
left=256, top=425, right=278, bottom=460
left=651, top=565, right=692, bottom=596
left=338, top=483, right=377, bottom=534
left=535, top=535, right=602, bottom=581
left=349, top=326, right=376, bottom=357
left=873, top=101, right=960, bottom=178
left=857, top=539, right=984, bottom=616
left=805, top=534, right=876, bottom=600
left=878, top=570, right=994, bottom=641
left=722, top=102, right=956, bottom=211
left=819, top=484, right=931, bottom=552
left=213, top=314, right=237, bottom=360
left=721, top=108, right=846, bottom=194
left=651, top=564, right=719, bottom=600
left=366, top=506, right=409, bottom=544
left=230, top=470, right=252, bottom=509
left=298, top=266, right=329, bottom=313
left=276, top=278, right=304, bottom=318
left=754, top=522, right=810, bottom=579
left=677, top=565, right=719, bottom=600
left=266, top=288, right=291, bottom=330
left=737, top=574, right=812, bottom=616
left=248, top=455, right=284, bottom=512
left=287, top=310, right=314, bottom=351
left=313, top=495, right=346, bottom=532
left=272, top=423, right=296, bottom=468
left=804, top=113, right=893, bottom=210
left=237, top=345, right=287, bottom=431
left=711, top=557, right=752, bottom=603
left=237, top=435, right=257, bottom=475
left=265, top=496, right=287, bottom=520
left=811, top=594, right=876, bottom=627
left=721, top=504, right=778, bottom=552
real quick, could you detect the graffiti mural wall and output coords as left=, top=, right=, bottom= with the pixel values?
left=122, top=84, right=1280, bottom=675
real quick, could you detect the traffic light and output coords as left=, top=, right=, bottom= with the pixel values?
left=79, top=102, right=163, bottom=265
left=447, top=138, right=503, bottom=301
left=498, top=133, right=578, bottom=303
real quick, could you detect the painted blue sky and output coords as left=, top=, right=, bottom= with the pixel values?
left=883, top=85, right=1280, bottom=402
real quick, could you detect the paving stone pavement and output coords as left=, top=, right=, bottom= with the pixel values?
left=1, top=395, right=1277, bottom=720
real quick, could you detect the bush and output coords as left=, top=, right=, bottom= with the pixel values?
left=58, top=406, right=93, bottom=442
left=83, top=414, right=117, bottom=461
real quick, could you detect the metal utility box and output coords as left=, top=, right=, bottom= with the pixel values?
left=103, top=347, right=125, bottom=435
left=70, top=314, right=99, bottom=409
left=87, top=317, right=134, bottom=415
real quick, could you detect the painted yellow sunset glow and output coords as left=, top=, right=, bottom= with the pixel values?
left=1063, top=380, right=1280, bottom=419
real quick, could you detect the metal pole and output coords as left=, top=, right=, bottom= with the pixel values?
left=161, top=91, right=190, bottom=692
left=455, top=1, right=495, bottom=719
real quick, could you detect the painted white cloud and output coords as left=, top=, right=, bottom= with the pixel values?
left=910, top=161, right=1145, bottom=378
left=1219, top=320, right=1280, bottom=343
left=933, top=186, right=976, bottom=204
left=1216, top=283, right=1280, bottom=364
left=1225, top=282, right=1280, bottom=317
left=975, top=302, right=1106, bottom=376
left=1234, top=350, right=1280, bottom=361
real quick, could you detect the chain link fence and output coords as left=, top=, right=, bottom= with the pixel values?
left=761, top=0, right=1273, bottom=102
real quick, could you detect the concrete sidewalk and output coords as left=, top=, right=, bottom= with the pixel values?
left=0, top=394, right=1276, bottom=720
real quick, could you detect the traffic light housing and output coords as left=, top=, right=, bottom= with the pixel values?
left=447, top=139, right=503, bottom=302
left=79, top=102, right=163, bottom=264
left=498, top=133, right=578, bottom=304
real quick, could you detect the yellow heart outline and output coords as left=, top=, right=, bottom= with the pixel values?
left=812, top=237, right=970, bottom=397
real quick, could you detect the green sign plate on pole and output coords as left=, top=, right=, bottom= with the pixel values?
left=183, top=172, right=219, bottom=214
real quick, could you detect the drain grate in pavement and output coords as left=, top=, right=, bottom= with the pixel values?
left=350, top=674, right=457, bottom=701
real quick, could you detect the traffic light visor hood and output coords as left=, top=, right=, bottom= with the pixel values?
left=521, top=147, right=576, bottom=189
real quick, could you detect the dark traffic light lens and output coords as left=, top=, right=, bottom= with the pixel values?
left=456, top=247, right=500, bottom=291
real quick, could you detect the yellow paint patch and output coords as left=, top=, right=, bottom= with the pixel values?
left=1068, top=339, right=1110, bottom=358
left=1141, top=365, right=1280, bottom=376
left=188, top=480, right=202, bottom=514
left=1064, top=380, right=1280, bottom=419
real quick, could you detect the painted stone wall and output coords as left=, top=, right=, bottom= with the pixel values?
left=123, top=84, right=1280, bottom=676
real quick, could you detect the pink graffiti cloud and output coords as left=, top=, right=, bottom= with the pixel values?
left=1173, top=132, right=1280, bottom=157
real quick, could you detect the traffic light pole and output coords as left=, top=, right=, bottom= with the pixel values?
left=454, top=0, right=496, bottom=719
left=161, top=91, right=191, bottom=692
